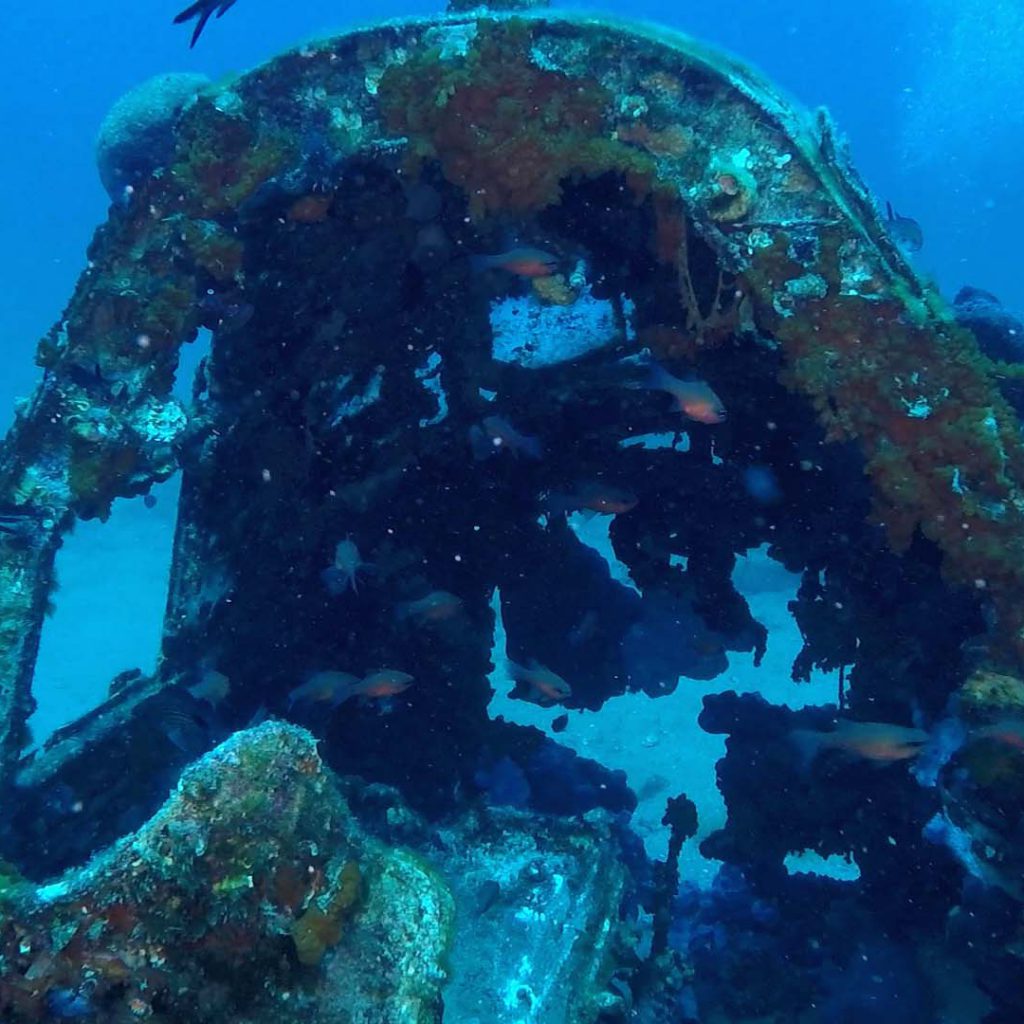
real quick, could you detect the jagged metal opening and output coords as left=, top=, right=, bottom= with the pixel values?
left=27, top=331, right=210, bottom=749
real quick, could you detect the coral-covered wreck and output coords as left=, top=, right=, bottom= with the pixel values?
left=1, top=1, right=1022, bottom=1021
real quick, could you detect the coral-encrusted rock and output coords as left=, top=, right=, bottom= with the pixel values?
left=96, top=71, right=209, bottom=199
left=0, top=723, right=452, bottom=1023
left=959, top=668, right=1024, bottom=722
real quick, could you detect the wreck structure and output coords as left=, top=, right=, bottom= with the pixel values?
left=1, top=2, right=1022, bottom=1021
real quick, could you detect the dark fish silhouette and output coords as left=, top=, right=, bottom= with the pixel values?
left=174, top=0, right=238, bottom=47
left=885, top=201, right=924, bottom=253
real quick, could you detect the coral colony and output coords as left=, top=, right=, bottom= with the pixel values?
left=0, top=2, right=1022, bottom=1021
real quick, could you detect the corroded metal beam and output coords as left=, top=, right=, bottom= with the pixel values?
left=0, top=506, right=64, bottom=799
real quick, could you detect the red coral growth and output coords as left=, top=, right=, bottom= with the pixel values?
left=287, top=192, right=335, bottom=224
left=379, top=22, right=653, bottom=217
left=272, top=862, right=312, bottom=912
left=617, top=120, right=692, bottom=158
left=290, top=860, right=361, bottom=966
left=745, top=233, right=1024, bottom=662
left=169, top=100, right=293, bottom=217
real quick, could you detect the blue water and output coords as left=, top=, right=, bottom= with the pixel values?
left=2, top=0, right=1022, bottom=429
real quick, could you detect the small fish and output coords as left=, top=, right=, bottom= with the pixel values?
left=188, top=668, right=231, bottom=706
left=356, top=670, right=415, bottom=700
left=644, top=363, right=727, bottom=424
left=791, top=719, right=929, bottom=768
left=173, top=0, right=238, bottom=47
left=469, top=415, right=543, bottom=461
left=885, top=201, right=924, bottom=253
left=547, top=481, right=638, bottom=517
left=507, top=659, right=572, bottom=706
left=321, top=536, right=375, bottom=595
left=473, top=247, right=559, bottom=278
left=972, top=719, right=1024, bottom=751
left=397, top=591, right=464, bottom=626
left=475, top=879, right=502, bottom=915
left=150, top=693, right=215, bottom=755
left=288, top=671, right=361, bottom=710
left=0, top=512, right=35, bottom=540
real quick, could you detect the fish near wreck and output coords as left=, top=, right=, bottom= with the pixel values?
left=790, top=720, right=930, bottom=769
left=173, top=0, right=238, bottom=47
left=358, top=670, right=415, bottom=700
left=188, top=667, right=232, bottom=706
left=885, top=201, right=924, bottom=253
left=469, top=415, right=543, bottom=461
left=507, top=659, right=572, bottom=706
left=289, top=670, right=415, bottom=711
left=396, top=590, right=464, bottom=627
left=472, top=246, right=559, bottom=278
left=321, top=536, right=375, bottom=595
left=288, top=671, right=362, bottom=710
left=546, top=481, right=639, bottom=517
left=640, top=363, right=727, bottom=425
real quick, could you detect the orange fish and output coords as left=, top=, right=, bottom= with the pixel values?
left=547, top=481, right=638, bottom=517
left=289, top=669, right=414, bottom=710
left=473, top=247, right=559, bottom=278
left=791, top=720, right=929, bottom=768
left=645, top=363, right=727, bottom=424
left=972, top=719, right=1024, bottom=751
left=397, top=591, right=464, bottom=626
left=357, top=670, right=415, bottom=700
left=507, top=659, right=572, bottom=706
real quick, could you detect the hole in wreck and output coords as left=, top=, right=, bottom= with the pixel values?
left=27, top=333, right=211, bottom=750
left=5, top=156, right=984, bottom=880
left=29, top=484, right=176, bottom=747
left=489, top=540, right=840, bottom=882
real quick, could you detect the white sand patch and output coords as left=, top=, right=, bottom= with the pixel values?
left=489, top=543, right=838, bottom=886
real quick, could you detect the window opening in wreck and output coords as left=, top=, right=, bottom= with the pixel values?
left=29, top=485, right=176, bottom=746
left=27, top=332, right=211, bottom=748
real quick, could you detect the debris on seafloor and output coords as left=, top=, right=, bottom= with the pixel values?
left=0, top=721, right=634, bottom=1024
left=0, top=722, right=454, bottom=1022
left=1, top=1, right=1024, bottom=1021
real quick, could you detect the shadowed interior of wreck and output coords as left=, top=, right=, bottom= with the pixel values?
left=3, top=156, right=983, bottom=876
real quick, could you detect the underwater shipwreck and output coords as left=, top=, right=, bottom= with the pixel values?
left=1, top=1, right=1023, bottom=1020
